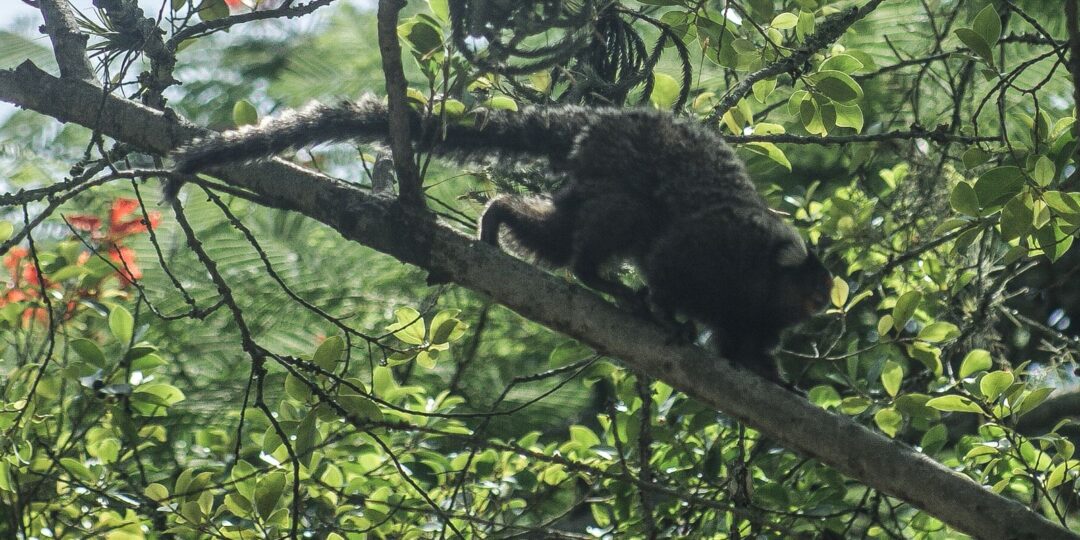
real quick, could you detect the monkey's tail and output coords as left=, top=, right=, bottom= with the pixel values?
left=172, top=96, right=396, bottom=174
left=171, top=95, right=592, bottom=174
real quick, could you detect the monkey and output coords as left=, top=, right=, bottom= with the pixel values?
left=172, top=95, right=833, bottom=384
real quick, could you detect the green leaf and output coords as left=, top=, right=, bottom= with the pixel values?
left=972, top=5, right=1002, bottom=47
left=131, top=353, right=167, bottom=372
left=955, top=28, right=993, bottom=64
left=1014, top=387, right=1053, bottom=417
left=60, top=458, right=96, bottom=483
left=980, top=371, right=1014, bottom=402
left=145, top=483, right=169, bottom=502
left=750, top=123, right=784, bottom=136
left=1000, top=194, right=1034, bottom=241
left=294, top=409, right=319, bottom=468
left=313, top=335, right=344, bottom=371
left=874, top=408, right=903, bottom=437
left=484, top=96, right=518, bottom=111
left=840, top=396, right=871, bottom=415
left=1035, top=223, right=1074, bottom=262
left=820, top=54, right=864, bottom=74
left=386, top=307, right=426, bottom=345
left=918, top=322, right=959, bottom=342
left=430, top=309, right=467, bottom=344
left=830, top=276, right=849, bottom=308
left=284, top=372, right=311, bottom=402
left=70, top=338, right=106, bottom=368
left=232, top=100, right=258, bottom=127
left=808, top=385, right=842, bottom=409
left=959, top=349, right=992, bottom=378
left=197, top=0, right=229, bottom=22
left=796, top=10, right=815, bottom=41
left=752, top=78, right=777, bottom=103
left=649, top=73, right=680, bottom=109
left=416, top=349, right=438, bottom=368
left=401, top=17, right=443, bottom=56
left=224, top=493, right=253, bottom=517
left=1043, top=191, right=1080, bottom=224
left=950, top=182, right=980, bottom=216
left=1033, top=156, right=1055, bottom=186
left=908, top=343, right=944, bottom=376
left=770, top=12, right=798, bottom=29
left=881, top=361, right=903, bottom=397
left=1046, top=461, right=1077, bottom=490
left=339, top=392, right=384, bottom=422
left=892, top=291, right=921, bottom=331
left=254, top=471, right=287, bottom=519
left=926, top=395, right=983, bottom=414
left=807, top=70, right=863, bottom=103
left=833, top=103, right=864, bottom=132
left=109, top=306, right=134, bottom=344
left=133, top=383, right=186, bottom=407
left=920, top=424, right=948, bottom=454
left=744, top=142, right=792, bottom=171
left=569, top=425, right=601, bottom=447
left=0, top=221, right=12, bottom=243
left=975, top=166, right=1024, bottom=208
left=800, top=97, right=826, bottom=134
left=427, top=0, right=449, bottom=22
left=877, top=314, right=894, bottom=337
left=962, top=147, right=991, bottom=169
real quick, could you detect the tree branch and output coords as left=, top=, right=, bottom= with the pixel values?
left=712, top=0, right=887, bottom=118
left=726, top=127, right=998, bottom=145
left=377, top=0, right=424, bottom=207
left=37, top=0, right=95, bottom=82
left=1067, top=0, right=1080, bottom=140
left=0, top=61, right=1074, bottom=540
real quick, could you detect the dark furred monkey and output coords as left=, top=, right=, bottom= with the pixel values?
left=172, top=95, right=833, bottom=382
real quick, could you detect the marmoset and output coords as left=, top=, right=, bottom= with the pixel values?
left=172, top=95, right=833, bottom=383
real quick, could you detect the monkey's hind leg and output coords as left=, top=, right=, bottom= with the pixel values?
left=568, top=194, right=656, bottom=309
left=479, top=193, right=577, bottom=267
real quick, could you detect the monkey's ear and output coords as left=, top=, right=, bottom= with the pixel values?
left=774, top=241, right=808, bottom=268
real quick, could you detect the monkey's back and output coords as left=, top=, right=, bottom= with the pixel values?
left=564, top=109, right=765, bottom=217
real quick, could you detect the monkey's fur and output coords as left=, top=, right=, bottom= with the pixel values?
left=173, top=95, right=833, bottom=383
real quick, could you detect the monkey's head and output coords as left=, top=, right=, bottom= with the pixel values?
left=771, top=239, right=833, bottom=326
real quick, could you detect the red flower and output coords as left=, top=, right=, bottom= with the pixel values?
left=109, top=198, right=160, bottom=237
left=4, top=247, right=28, bottom=276
left=65, top=198, right=160, bottom=287
left=109, top=245, right=143, bottom=285
left=68, top=215, right=103, bottom=238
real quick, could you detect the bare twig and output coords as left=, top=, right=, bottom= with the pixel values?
left=37, top=0, right=95, bottom=81
left=1067, top=0, right=1080, bottom=139
left=377, top=0, right=424, bottom=207
left=712, top=0, right=887, bottom=118
left=726, top=128, right=998, bottom=146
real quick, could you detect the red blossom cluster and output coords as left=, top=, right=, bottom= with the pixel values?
left=0, top=198, right=161, bottom=326
left=68, top=198, right=161, bottom=285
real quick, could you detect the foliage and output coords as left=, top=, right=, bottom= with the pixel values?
left=2, top=0, right=1080, bottom=538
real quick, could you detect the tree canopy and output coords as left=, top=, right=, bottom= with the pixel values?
left=1, top=0, right=1080, bottom=538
